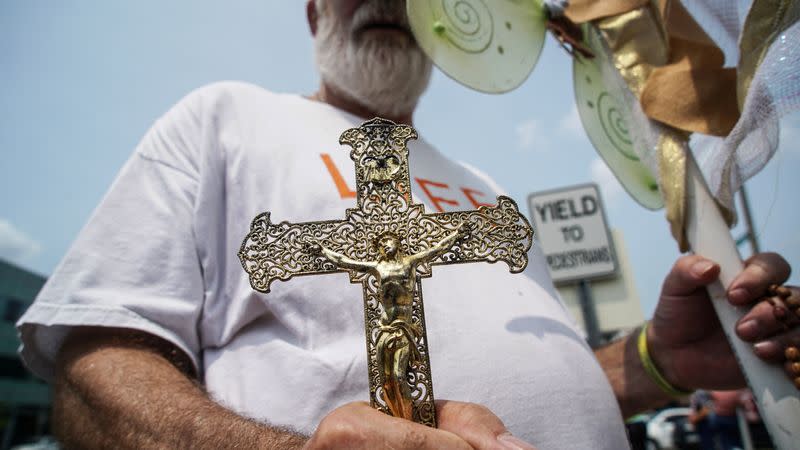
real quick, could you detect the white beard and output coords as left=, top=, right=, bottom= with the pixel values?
left=314, top=0, right=432, bottom=120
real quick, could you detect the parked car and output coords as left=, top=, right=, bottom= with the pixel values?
left=646, top=407, right=701, bottom=450
left=11, top=435, right=59, bottom=450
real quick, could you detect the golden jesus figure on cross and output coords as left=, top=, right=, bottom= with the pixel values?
left=309, top=225, right=469, bottom=419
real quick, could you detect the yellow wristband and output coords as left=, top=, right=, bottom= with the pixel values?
left=638, top=323, right=693, bottom=398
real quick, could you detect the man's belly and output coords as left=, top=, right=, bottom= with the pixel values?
left=203, top=258, right=629, bottom=449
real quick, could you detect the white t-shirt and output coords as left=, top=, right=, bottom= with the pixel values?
left=18, top=82, right=629, bottom=449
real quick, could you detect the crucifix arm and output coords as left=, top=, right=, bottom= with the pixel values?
left=319, top=246, right=376, bottom=272
left=409, top=226, right=465, bottom=264
left=425, top=197, right=533, bottom=273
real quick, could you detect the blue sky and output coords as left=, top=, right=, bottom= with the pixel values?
left=1, top=1, right=798, bottom=317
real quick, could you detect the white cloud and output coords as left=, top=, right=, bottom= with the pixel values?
left=590, top=158, right=624, bottom=204
left=514, top=117, right=547, bottom=151
left=0, top=219, right=42, bottom=265
left=558, top=105, right=585, bottom=137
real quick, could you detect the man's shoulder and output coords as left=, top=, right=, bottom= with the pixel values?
left=136, top=82, right=296, bottom=167
left=178, top=81, right=284, bottom=112
left=155, top=81, right=307, bottom=134
left=191, top=80, right=275, bottom=99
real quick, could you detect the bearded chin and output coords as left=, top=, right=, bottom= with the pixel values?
left=315, top=22, right=432, bottom=120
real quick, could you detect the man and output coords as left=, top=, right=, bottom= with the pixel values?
left=708, top=390, right=749, bottom=449
left=689, top=389, right=714, bottom=448
left=16, top=1, right=798, bottom=449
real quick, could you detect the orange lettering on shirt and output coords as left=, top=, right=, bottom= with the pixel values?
left=415, top=178, right=459, bottom=212
left=461, top=187, right=493, bottom=208
left=321, top=153, right=356, bottom=199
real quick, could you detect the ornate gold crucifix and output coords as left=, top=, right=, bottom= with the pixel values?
left=238, top=118, right=533, bottom=427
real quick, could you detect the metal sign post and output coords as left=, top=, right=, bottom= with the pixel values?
left=577, top=279, right=603, bottom=348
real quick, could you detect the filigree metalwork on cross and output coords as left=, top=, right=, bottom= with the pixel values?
left=238, top=118, right=533, bottom=427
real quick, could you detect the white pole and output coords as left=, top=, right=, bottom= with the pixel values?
left=737, top=408, right=755, bottom=450
left=685, top=153, right=800, bottom=450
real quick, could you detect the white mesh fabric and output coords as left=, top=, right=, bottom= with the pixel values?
left=581, top=2, right=796, bottom=218
left=682, top=0, right=800, bottom=215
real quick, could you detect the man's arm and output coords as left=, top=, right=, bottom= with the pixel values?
left=594, top=330, right=673, bottom=418
left=598, top=253, right=796, bottom=418
left=55, top=328, right=536, bottom=449
left=53, top=327, right=307, bottom=449
left=50, top=259, right=530, bottom=447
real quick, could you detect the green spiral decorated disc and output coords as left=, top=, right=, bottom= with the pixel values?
left=407, top=0, right=547, bottom=93
left=573, top=25, right=663, bottom=210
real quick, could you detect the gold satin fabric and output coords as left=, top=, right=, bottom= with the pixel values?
left=572, top=0, right=749, bottom=249
left=641, top=0, right=740, bottom=136
left=642, top=39, right=739, bottom=137
left=657, top=131, right=689, bottom=251
left=565, top=0, right=648, bottom=24
left=592, top=2, right=691, bottom=250
left=595, top=6, right=669, bottom=96
left=567, top=0, right=741, bottom=136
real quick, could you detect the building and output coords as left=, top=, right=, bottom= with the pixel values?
left=0, top=259, right=49, bottom=449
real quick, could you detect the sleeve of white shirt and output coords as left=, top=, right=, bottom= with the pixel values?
left=17, top=90, right=210, bottom=381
